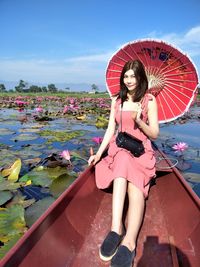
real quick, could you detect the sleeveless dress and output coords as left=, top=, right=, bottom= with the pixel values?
left=95, top=94, right=156, bottom=198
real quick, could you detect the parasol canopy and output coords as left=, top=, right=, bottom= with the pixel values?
left=106, top=39, right=199, bottom=123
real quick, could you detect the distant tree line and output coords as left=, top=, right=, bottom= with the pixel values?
left=0, top=83, right=6, bottom=92
left=14, top=80, right=58, bottom=93
left=0, top=80, right=101, bottom=93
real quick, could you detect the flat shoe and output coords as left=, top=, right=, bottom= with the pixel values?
left=99, top=231, right=125, bottom=261
left=110, top=245, right=136, bottom=267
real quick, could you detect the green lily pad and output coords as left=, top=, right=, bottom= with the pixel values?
left=38, top=129, right=86, bottom=143
left=0, top=205, right=26, bottom=242
left=95, top=116, right=108, bottom=129
left=0, top=191, right=13, bottom=206
left=19, top=128, right=41, bottom=133
left=19, top=166, right=69, bottom=187
left=50, top=173, right=77, bottom=198
left=0, top=233, right=23, bottom=259
left=6, top=192, right=35, bottom=209
left=25, top=196, right=55, bottom=227
left=13, top=148, right=42, bottom=160
left=0, top=149, right=16, bottom=159
left=23, top=143, right=46, bottom=151
left=0, top=177, right=22, bottom=191
left=0, top=143, right=13, bottom=149
left=2, top=120, right=18, bottom=125
left=0, top=128, right=16, bottom=136
left=70, top=151, right=88, bottom=163
left=11, top=134, right=38, bottom=141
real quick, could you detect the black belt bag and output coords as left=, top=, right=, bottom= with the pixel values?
left=116, top=102, right=145, bottom=158
left=116, top=131, right=145, bottom=157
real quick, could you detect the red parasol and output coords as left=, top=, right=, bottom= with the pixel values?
left=106, top=39, right=199, bottom=123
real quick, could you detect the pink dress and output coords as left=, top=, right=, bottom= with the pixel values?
left=95, top=94, right=156, bottom=198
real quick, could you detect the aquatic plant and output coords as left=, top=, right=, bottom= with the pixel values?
left=172, top=142, right=188, bottom=153
left=92, top=136, right=103, bottom=145
left=172, top=142, right=191, bottom=171
left=1, top=159, right=22, bottom=182
left=60, top=150, right=72, bottom=165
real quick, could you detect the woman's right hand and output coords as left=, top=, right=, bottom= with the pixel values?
left=88, top=154, right=101, bottom=166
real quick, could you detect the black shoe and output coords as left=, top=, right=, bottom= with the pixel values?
left=99, top=231, right=125, bottom=261
left=110, top=245, right=136, bottom=267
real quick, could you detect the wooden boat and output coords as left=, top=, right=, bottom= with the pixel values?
left=0, top=146, right=200, bottom=267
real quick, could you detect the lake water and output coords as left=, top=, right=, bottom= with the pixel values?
left=0, top=107, right=200, bottom=198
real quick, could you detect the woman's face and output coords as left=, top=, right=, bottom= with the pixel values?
left=123, top=69, right=138, bottom=93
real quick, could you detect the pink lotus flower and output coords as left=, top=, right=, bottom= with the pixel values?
left=69, top=98, right=75, bottom=105
left=60, top=150, right=71, bottom=160
left=60, top=150, right=72, bottom=166
left=15, top=100, right=27, bottom=106
left=63, top=106, right=69, bottom=114
left=35, top=106, right=43, bottom=113
left=92, top=136, right=103, bottom=145
left=172, top=142, right=188, bottom=152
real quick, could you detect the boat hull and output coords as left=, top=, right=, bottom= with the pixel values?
left=0, top=149, right=200, bottom=267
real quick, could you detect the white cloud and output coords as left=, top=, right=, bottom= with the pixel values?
left=0, top=25, right=199, bottom=84
left=0, top=57, right=107, bottom=84
left=66, top=52, right=113, bottom=63
left=185, top=26, right=200, bottom=43
left=147, top=25, right=200, bottom=57
left=146, top=25, right=200, bottom=80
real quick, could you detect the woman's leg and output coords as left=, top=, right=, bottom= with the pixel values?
left=122, top=182, right=145, bottom=251
left=111, top=177, right=127, bottom=234
left=99, top=177, right=128, bottom=261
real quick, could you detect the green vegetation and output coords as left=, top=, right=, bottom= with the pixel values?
left=0, top=91, right=109, bottom=99
left=38, top=130, right=86, bottom=144
left=0, top=80, right=109, bottom=97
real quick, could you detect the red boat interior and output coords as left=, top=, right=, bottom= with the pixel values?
left=1, top=149, right=200, bottom=267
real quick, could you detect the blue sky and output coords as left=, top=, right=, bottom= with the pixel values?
left=0, top=0, right=200, bottom=88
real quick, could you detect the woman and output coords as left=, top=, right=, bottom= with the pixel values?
left=88, top=59, right=159, bottom=267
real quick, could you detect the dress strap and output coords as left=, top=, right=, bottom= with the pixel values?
left=141, top=94, right=153, bottom=121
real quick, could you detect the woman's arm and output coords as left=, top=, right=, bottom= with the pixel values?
left=88, top=97, right=117, bottom=165
left=135, top=95, right=159, bottom=139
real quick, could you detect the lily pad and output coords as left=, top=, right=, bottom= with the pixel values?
left=6, top=192, right=35, bottom=209
left=50, top=173, right=77, bottom=198
left=0, top=234, right=23, bottom=259
left=95, top=116, right=109, bottom=129
left=0, top=178, right=22, bottom=191
left=38, top=129, right=86, bottom=143
left=1, top=159, right=22, bottom=182
left=0, top=128, right=16, bottom=136
left=23, top=157, right=41, bottom=166
left=184, top=172, right=200, bottom=183
left=11, top=134, right=38, bottom=141
left=23, top=143, right=46, bottom=151
left=19, top=166, right=69, bottom=187
left=0, top=148, right=16, bottom=160
left=0, top=205, right=26, bottom=242
left=19, top=128, right=41, bottom=133
left=0, top=191, right=13, bottom=206
left=13, top=148, right=42, bottom=160
left=25, top=196, right=55, bottom=227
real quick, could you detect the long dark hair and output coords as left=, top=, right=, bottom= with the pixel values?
left=119, top=60, right=148, bottom=103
